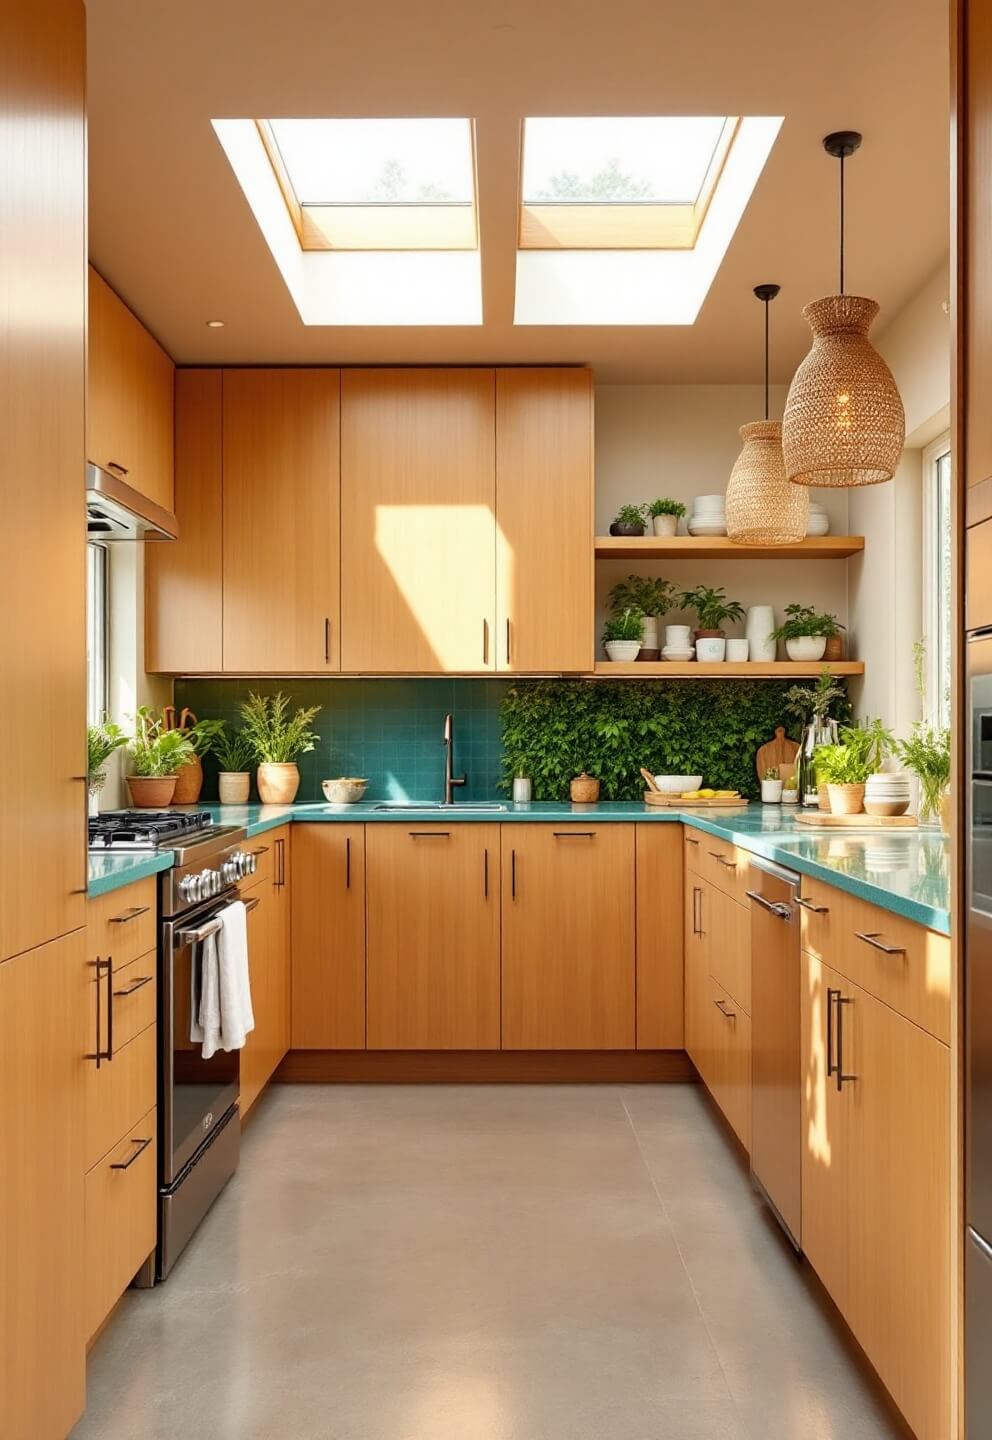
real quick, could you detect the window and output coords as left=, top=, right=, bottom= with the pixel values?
left=923, top=434, right=952, bottom=729
left=87, top=542, right=108, bottom=724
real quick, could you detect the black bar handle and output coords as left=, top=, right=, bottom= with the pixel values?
left=409, top=831, right=450, bottom=838
left=709, top=851, right=736, bottom=869
left=685, top=835, right=700, bottom=846
left=713, top=998, right=736, bottom=1021
left=746, top=890, right=792, bottom=920
left=506, top=618, right=511, bottom=665
left=511, top=849, right=517, bottom=900
left=110, top=1135, right=153, bottom=1171
left=324, top=617, right=331, bottom=664
left=109, top=905, right=150, bottom=925
left=836, top=995, right=856, bottom=1089
left=113, top=973, right=152, bottom=998
left=86, top=957, right=110, bottom=1067
left=796, top=895, right=829, bottom=914
left=345, top=836, right=351, bottom=889
left=483, top=847, right=488, bottom=899
left=106, top=956, right=114, bottom=1062
left=482, top=618, right=489, bottom=666
left=826, top=987, right=838, bottom=1079
left=553, top=831, right=595, bottom=838
left=854, top=930, right=906, bottom=957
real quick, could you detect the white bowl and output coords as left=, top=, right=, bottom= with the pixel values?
left=322, top=777, right=368, bottom=804
left=687, top=523, right=728, bottom=536
left=654, top=774, right=703, bottom=794
left=662, top=651, right=695, bottom=661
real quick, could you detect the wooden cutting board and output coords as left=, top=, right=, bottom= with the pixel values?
left=794, top=811, right=918, bottom=829
left=755, top=726, right=799, bottom=781
left=643, top=792, right=749, bottom=808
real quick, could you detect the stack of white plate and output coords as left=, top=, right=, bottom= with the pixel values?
left=687, top=494, right=727, bottom=536
left=662, top=644, right=695, bottom=661
left=864, top=772, right=912, bottom=817
left=806, top=502, right=830, bottom=537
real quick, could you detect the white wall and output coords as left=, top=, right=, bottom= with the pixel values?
left=102, top=545, right=172, bottom=809
left=594, top=384, right=849, bottom=649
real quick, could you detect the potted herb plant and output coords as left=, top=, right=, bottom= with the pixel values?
left=172, top=714, right=225, bottom=805
left=647, top=498, right=686, bottom=538
left=211, top=724, right=256, bottom=805
left=87, top=718, right=128, bottom=815
left=240, top=691, right=322, bottom=804
left=813, top=726, right=875, bottom=815
left=897, top=641, right=951, bottom=826
left=602, top=608, right=645, bottom=662
left=607, top=575, right=676, bottom=659
left=781, top=773, right=800, bottom=805
left=609, top=503, right=648, bottom=537
left=771, top=604, right=846, bottom=662
left=785, top=670, right=846, bottom=806
left=126, top=707, right=196, bottom=808
left=677, top=586, right=745, bottom=662
left=760, top=766, right=784, bottom=804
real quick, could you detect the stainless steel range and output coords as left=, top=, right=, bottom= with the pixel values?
left=91, top=810, right=262, bottom=1282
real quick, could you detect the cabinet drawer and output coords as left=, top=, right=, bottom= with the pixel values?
left=85, top=948, right=157, bottom=1060
left=87, top=879, right=157, bottom=971
left=84, top=1107, right=157, bottom=1341
left=707, top=973, right=751, bottom=1152
left=798, top=876, right=950, bottom=1043
left=699, top=837, right=751, bottom=906
left=85, top=1023, right=157, bottom=1170
left=707, top=886, right=751, bottom=1015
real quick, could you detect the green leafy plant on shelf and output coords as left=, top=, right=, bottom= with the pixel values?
left=128, top=707, right=196, bottom=777
left=677, top=586, right=745, bottom=633
left=210, top=724, right=256, bottom=773
left=856, top=715, right=896, bottom=774
left=239, top=691, right=322, bottom=764
left=783, top=670, right=849, bottom=725
left=607, top=575, right=677, bottom=617
left=602, top=608, right=646, bottom=644
left=896, top=639, right=951, bottom=822
left=87, top=718, right=128, bottom=794
left=612, top=503, right=648, bottom=529
left=770, top=604, right=845, bottom=642
left=183, top=717, right=226, bottom=757
left=647, top=498, right=686, bottom=519
left=813, top=726, right=876, bottom=786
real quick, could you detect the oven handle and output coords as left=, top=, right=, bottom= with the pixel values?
left=176, top=894, right=260, bottom=946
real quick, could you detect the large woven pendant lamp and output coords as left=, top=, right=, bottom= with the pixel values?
left=726, top=284, right=809, bottom=544
left=783, top=131, right=905, bottom=487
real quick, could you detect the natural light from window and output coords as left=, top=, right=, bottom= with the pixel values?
left=522, top=116, right=730, bottom=205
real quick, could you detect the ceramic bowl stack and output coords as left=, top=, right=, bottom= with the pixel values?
left=662, top=624, right=694, bottom=662
left=662, top=642, right=695, bottom=661
left=805, top=502, right=830, bottom=537
left=864, top=772, right=912, bottom=817
left=687, top=494, right=727, bottom=536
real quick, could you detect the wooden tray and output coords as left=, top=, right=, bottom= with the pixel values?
left=793, top=811, right=918, bottom=829
left=643, top=791, right=749, bottom=808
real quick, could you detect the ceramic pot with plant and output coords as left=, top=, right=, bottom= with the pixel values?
left=210, top=724, right=256, bottom=805
left=897, top=640, right=951, bottom=825
left=609, top=503, right=647, bottom=537
left=126, top=706, right=196, bottom=808
left=169, top=712, right=225, bottom=805
left=602, top=608, right=645, bottom=662
left=760, top=768, right=784, bottom=803
left=677, top=586, right=745, bottom=663
left=813, top=725, right=875, bottom=816
left=87, top=719, right=128, bottom=816
left=771, top=604, right=845, bottom=662
left=240, top=691, right=322, bottom=804
left=781, top=774, right=800, bottom=805
left=607, top=575, right=676, bottom=659
left=647, top=497, right=686, bottom=538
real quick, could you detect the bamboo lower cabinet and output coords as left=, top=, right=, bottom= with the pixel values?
left=801, top=952, right=950, bottom=1440
left=366, top=824, right=500, bottom=1049
left=501, top=825, right=635, bottom=1049
left=240, top=842, right=291, bottom=1118
left=292, top=825, right=366, bottom=1048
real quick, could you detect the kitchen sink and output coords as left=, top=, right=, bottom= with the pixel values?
left=373, top=801, right=508, bottom=813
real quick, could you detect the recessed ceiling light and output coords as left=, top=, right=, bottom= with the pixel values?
left=206, top=319, right=225, bottom=328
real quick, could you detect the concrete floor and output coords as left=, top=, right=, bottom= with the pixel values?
left=75, top=1085, right=905, bottom=1440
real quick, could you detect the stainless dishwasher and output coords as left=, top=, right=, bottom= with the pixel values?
left=746, top=855, right=802, bottom=1248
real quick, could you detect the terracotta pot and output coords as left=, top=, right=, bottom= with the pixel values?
left=827, top=782, right=866, bottom=816
left=172, top=755, right=204, bottom=805
left=570, top=772, right=600, bottom=803
left=218, top=771, right=251, bottom=805
left=824, top=634, right=844, bottom=661
left=127, top=775, right=178, bottom=808
left=817, top=783, right=830, bottom=811
left=257, top=762, right=300, bottom=804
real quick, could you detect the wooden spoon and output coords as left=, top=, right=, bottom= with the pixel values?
left=640, top=767, right=661, bottom=793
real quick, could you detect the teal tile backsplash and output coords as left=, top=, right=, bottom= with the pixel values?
left=175, top=678, right=511, bottom=804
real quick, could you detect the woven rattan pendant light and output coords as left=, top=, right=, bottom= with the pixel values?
left=783, top=131, right=905, bottom=487
left=726, top=284, right=809, bottom=545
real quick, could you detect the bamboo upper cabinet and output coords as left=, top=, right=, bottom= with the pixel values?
left=223, top=369, right=341, bottom=672
left=501, top=824, right=635, bottom=1049
left=495, top=368, right=594, bottom=673
left=340, top=369, right=497, bottom=673
left=87, top=266, right=175, bottom=513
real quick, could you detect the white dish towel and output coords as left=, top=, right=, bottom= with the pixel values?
left=190, top=899, right=255, bottom=1059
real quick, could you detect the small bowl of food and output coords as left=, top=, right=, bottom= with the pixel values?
left=654, top=774, right=703, bottom=795
left=322, top=778, right=368, bottom=805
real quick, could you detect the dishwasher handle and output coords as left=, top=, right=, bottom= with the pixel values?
left=746, top=889, right=793, bottom=920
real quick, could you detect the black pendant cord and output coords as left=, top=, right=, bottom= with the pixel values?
left=753, top=283, right=780, bottom=421
left=823, top=131, right=862, bottom=296
left=763, top=296, right=770, bottom=420
left=839, top=152, right=846, bottom=295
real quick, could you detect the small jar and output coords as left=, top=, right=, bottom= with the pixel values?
left=512, top=776, right=533, bottom=804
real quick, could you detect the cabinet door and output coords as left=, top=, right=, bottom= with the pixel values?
left=223, top=369, right=340, bottom=672
left=291, top=825, right=366, bottom=1049
left=270, top=828, right=291, bottom=1063
left=706, top=885, right=750, bottom=1015
left=87, top=266, right=174, bottom=512
left=146, top=369, right=223, bottom=672
left=367, top=824, right=499, bottom=1049
left=635, top=825, right=683, bottom=1048
left=0, top=931, right=86, bottom=1439
left=706, top=973, right=751, bottom=1152
left=684, top=874, right=711, bottom=1077
left=341, top=369, right=496, bottom=673
left=495, top=369, right=593, bottom=673
left=501, top=825, right=635, bottom=1049
left=240, top=883, right=274, bottom=1117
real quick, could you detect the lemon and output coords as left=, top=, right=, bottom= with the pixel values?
left=698, top=788, right=716, bottom=799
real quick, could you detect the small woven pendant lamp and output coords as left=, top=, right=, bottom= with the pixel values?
left=726, top=283, right=809, bottom=544
left=783, top=131, right=905, bottom=487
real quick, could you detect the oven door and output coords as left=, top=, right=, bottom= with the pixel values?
left=161, top=893, right=245, bottom=1185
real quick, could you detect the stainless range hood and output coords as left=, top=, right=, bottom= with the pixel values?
left=86, top=462, right=179, bottom=542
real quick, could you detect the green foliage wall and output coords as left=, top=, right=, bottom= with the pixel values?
left=499, top=680, right=830, bottom=801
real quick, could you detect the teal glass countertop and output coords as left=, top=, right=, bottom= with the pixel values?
left=90, top=802, right=951, bottom=933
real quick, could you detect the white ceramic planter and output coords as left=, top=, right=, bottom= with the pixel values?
left=761, top=778, right=784, bottom=803
left=785, top=635, right=828, bottom=662
left=695, top=636, right=727, bottom=662
left=652, top=514, right=679, bottom=536
left=745, top=605, right=777, bottom=662
left=665, top=625, right=692, bottom=648
left=605, top=640, right=642, bottom=662
left=781, top=787, right=799, bottom=805
left=725, top=638, right=749, bottom=661
left=218, top=771, right=251, bottom=804
left=512, top=776, right=533, bottom=804
left=640, top=615, right=660, bottom=652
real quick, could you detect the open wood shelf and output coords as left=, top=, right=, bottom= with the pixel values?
left=594, top=535, right=865, bottom=560
left=591, top=660, right=865, bottom=678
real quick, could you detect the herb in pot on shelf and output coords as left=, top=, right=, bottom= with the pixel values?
left=87, top=718, right=128, bottom=815
left=172, top=714, right=225, bottom=805
left=647, top=497, right=686, bottom=537
left=813, top=725, right=876, bottom=816
left=609, top=503, right=648, bottom=537
left=126, top=707, right=196, bottom=808
left=240, top=691, right=321, bottom=804
left=677, top=586, right=745, bottom=662
left=210, top=724, right=256, bottom=805
left=770, top=604, right=845, bottom=662
left=760, top=766, right=784, bottom=804
left=607, top=575, right=676, bottom=659
left=602, top=608, right=645, bottom=662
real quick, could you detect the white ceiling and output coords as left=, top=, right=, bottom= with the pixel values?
left=85, top=0, right=950, bottom=383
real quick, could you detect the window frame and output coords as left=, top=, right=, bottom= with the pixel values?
left=922, top=431, right=952, bottom=730
left=87, top=540, right=109, bottom=725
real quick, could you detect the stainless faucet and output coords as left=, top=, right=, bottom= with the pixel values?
left=442, top=712, right=467, bottom=805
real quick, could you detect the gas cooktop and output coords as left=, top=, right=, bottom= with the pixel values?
left=88, top=809, right=215, bottom=852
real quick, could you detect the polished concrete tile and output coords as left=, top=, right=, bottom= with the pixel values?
left=75, top=1084, right=905, bottom=1440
